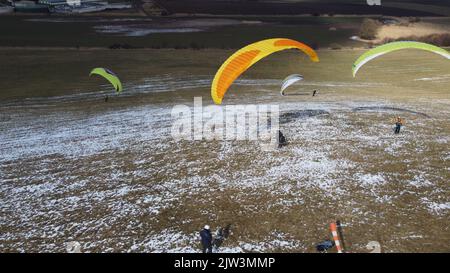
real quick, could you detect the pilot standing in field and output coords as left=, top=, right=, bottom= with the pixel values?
left=394, top=116, right=404, bottom=134
left=200, top=225, right=213, bottom=253
left=278, top=130, right=287, bottom=148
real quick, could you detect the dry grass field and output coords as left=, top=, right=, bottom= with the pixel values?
left=0, top=48, right=448, bottom=252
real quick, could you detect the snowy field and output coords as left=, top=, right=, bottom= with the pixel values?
left=0, top=49, right=449, bottom=253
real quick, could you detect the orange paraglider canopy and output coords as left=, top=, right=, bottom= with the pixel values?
left=211, top=38, right=319, bottom=104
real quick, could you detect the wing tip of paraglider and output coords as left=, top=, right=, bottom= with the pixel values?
left=213, top=96, right=222, bottom=105
left=352, top=64, right=359, bottom=77
left=117, top=83, right=123, bottom=93
left=307, top=52, right=320, bottom=62
left=211, top=88, right=222, bottom=105
left=89, top=67, right=100, bottom=75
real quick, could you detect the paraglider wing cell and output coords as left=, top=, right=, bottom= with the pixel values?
left=211, top=38, right=319, bottom=104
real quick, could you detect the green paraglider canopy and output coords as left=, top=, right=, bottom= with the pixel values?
left=352, top=41, right=450, bottom=77
left=90, top=68, right=123, bottom=93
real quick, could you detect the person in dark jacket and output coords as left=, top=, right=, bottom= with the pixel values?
left=200, top=225, right=213, bottom=253
left=278, top=130, right=287, bottom=148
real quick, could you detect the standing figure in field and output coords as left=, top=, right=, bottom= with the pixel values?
left=200, top=225, right=213, bottom=253
left=278, top=130, right=287, bottom=148
left=394, top=116, right=404, bottom=134
left=312, top=90, right=317, bottom=96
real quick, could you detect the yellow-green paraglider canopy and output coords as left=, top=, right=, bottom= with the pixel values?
left=352, top=41, right=450, bottom=77
left=90, top=68, right=123, bottom=93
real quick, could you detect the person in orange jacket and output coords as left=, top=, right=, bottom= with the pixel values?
left=394, top=116, right=405, bottom=134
